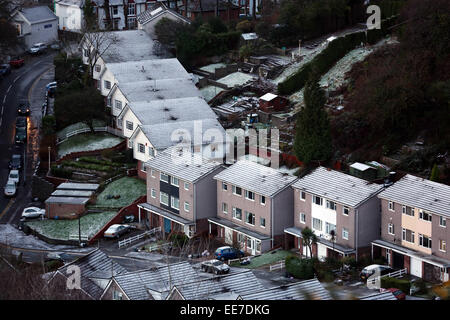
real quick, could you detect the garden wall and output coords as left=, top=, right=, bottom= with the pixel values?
left=56, top=140, right=126, bottom=164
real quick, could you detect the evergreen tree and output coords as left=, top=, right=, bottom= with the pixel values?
left=293, top=76, right=332, bottom=164
left=430, top=164, right=440, bottom=182
left=83, top=0, right=97, bottom=30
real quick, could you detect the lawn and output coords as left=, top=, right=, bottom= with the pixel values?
left=93, top=176, right=146, bottom=208
left=57, top=120, right=106, bottom=140
left=25, top=211, right=117, bottom=241
left=57, top=132, right=123, bottom=158
left=231, top=249, right=293, bottom=269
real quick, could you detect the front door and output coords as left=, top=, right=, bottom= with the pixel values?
left=393, top=251, right=404, bottom=269
left=410, top=257, right=422, bottom=277
left=164, top=218, right=171, bottom=233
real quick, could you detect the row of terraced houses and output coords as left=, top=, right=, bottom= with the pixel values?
left=79, top=26, right=450, bottom=284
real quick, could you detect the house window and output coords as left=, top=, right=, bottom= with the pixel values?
left=313, top=195, right=323, bottom=206
left=84, top=48, right=89, bottom=57
left=141, top=163, right=146, bottom=172
left=171, top=176, right=179, bottom=187
left=127, top=17, right=137, bottom=29
left=388, top=201, right=395, bottom=211
left=232, top=207, right=242, bottom=220
left=222, top=203, right=228, bottom=214
left=232, top=185, right=242, bottom=196
left=184, top=182, right=190, bottom=190
left=245, top=211, right=255, bottom=226
left=325, top=222, right=336, bottom=234
left=342, top=228, right=349, bottom=240
left=184, top=201, right=189, bottom=212
left=419, top=210, right=432, bottom=222
left=312, top=218, right=322, bottom=231
left=107, top=97, right=112, bottom=106
left=151, top=169, right=155, bottom=178
left=95, top=64, right=101, bottom=72
left=326, top=200, right=336, bottom=211
left=149, top=148, right=155, bottom=157
left=237, top=233, right=244, bottom=244
left=113, top=291, right=123, bottom=300
left=343, top=206, right=349, bottom=216
left=388, top=223, right=394, bottom=235
left=402, top=205, right=414, bottom=216
left=260, top=217, right=266, bottom=228
left=260, top=195, right=266, bottom=205
left=171, top=196, right=180, bottom=210
left=222, top=182, right=227, bottom=191
left=160, top=173, right=169, bottom=183
left=138, top=143, right=145, bottom=153
left=300, top=191, right=306, bottom=201
left=151, top=188, right=156, bottom=198
left=160, top=192, right=169, bottom=206
left=114, top=100, right=122, bottom=110
left=104, top=80, right=111, bottom=90
left=300, top=213, right=306, bottom=224
left=440, top=216, right=446, bottom=228
left=440, top=240, right=446, bottom=252
left=419, top=234, right=432, bottom=249
left=402, top=228, right=415, bottom=243
left=126, top=121, right=133, bottom=131
left=245, top=190, right=255, bottom=201
left=128, top=4, right=136, bottom=15
left=112, top=6, right=118, bottom=15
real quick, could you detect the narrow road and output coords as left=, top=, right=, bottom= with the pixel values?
left=0, top=52, right=56, bottom=225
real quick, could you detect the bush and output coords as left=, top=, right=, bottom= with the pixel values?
left=341, top=256, right=357, bottom=269
left=169, top=233, right=189, bottom=248
left=381, top=277, right=411, bottom=293
left=78, top=156, right=122, bottom=167
left=42, top=115, right=56, bottom=136
left=285, top=255, right=315, bottom=280
left=51, top=165, right=73, bottom=179
left=236, top=20, right=253, bottom=33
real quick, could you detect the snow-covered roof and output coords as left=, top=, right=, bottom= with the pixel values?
left=57, top=182, right=100, bottom=191
left=123, top=96, right=218, bottom=126
left=378, top=174, right=450, bottom=217
left=292, top=167, right=384, bottom=207
left=136, top=118, right=225, bottom=150
left=214, top=160, right=297, bottom=197
left=146, top=146, right=222, bottom=183
left=114, top=78, right=200, bottom=103
left=45, top=196, right=90, bottom=204
left=259, top=92, right=277, bottom=101
left=241, top=33, right=258, bottom=41
left=17, top=6, right=57, bottom=24
left=84, top=30, right=165, bottom=64
left=107, top=58, right=190, bottom=84
left=137, top=2, right=191, bottom=25
left=51, top=190, right=94, bottom=198
left=360, top=292, right=397, bottom=300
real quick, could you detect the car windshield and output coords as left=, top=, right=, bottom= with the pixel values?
left=10, top=173, right=18, bottom=178
left=212, top=261, right=223, bottom=266
left=6, top=183, right=14, bottom=188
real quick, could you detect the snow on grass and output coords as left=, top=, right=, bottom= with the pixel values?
left=25, top=211, right=117, bottom=241
left=277, top=165, right=299, bottom=176
left=93, top=176, right=146, bottom=208
left=57, top=133, right=123, bottom=158
left=57, top=120, right=106, bottom=140
left=199, top=85, right=225, bottom=102
left=217, top=72, right=256, bottom=88
left=199, top=63, right=226, bottom=73
left=231, top=250, right=293, bottom=269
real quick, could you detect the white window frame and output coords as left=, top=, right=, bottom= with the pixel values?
left=149, top=147, right=155, bottom=157
left=245, top=211, right=255, bottom=226
left=326, top=200, right=337, bottom=211
left=260, top=217, right=266, bottom=228
left=418, top=234, right=432, bottom=249
left=171, top=196, right=180, bottom=210
left=232, top=207, right=242, bottom=220
left=112, top=6, right=118, bottom=15
left=222, top=182, right=227, bottom=191
left=151, top=169, right=156, bottom=178
left=184, top=182, right=190, bottom=190
left=402, top=228, right=415, bottom=243
left=128, top=3, right=136, bottom=15
left=260, top=195, right=266, bottom=205
left=151, top=188, right=156, bottom=198
left=94, top=64, right=101, bottom=73
left=245, top=190, right=255, bottom=201
left=138, top=143, right=145, bottom=153
left=104, top=80, right=111, bottom=90
left=171, top=176, right=179, bottom=187
left=388, top=201, right=395, bottom=212
left=440, top=216, right=446, bottom=228
left=300, top=212, right=306, bottom=224
left=232, top=185, right=242, bottom=196
left=342, top=227, right=349, bottom=240
left=160, top=192, right=169, bottom=206
left=313, top=195, right=323, bottom=206
left=222, top=202, right=228, bottom=214
left=440, top=240, right=446, bottom=252
left=184, top=201, right=189, bottom=212
left=300, top=191, right=306, bottom=201
left=126, top=121, right=133, bottom=131
left=312, top=218, right=322, bottom=232
left=325, top=222, right=336, bottom=234
left=160, top=173, right=169, bottom=183
left=343, top=206, right=349, bottom=216
left=419, top=210, right=432, bottom=222
left=388, top=223, right=394, bottom=235
left=114, top=99, right=122, bottom=110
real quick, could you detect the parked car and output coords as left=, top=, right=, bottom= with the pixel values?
left=16, top=116, right=27, bottom=129
left=17, top=103, right=30, bottom=116
left=8, top=154, right=22, bottom=169
left=214, top=246, right=244, bottom=261
left=46, top=81, right=57, bottom=91
left=0, top=64, right=11, bottom=76
left=381, top=287, right=406, bottom=300
left=15, top=126, right=27, bottom=144
left=360, top=264, right=394, bottom=282
left=9, top=56, right=24, bottom=68
left=50, top=41, right=61, bottom=50
left=201, top=259, right=230, bottom=275
left=8, top=170, right=19, bottom=184
left=21, top=207, right=45, bottom=219
left=4, top=180, right=17, bottom=197
left=29, top=43, right=47, bottom=54
left=104, top=224, right=131, bottom=238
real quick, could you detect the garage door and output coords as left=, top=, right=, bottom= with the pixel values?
left=410, top=257, right=422, bottom=277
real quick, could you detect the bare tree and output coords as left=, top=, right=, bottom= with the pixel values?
left=122, top=0, right=129, bottom=29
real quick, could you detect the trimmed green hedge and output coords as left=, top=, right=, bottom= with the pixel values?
left=381, top=276, right=411, bottom=293
left=278, top=16, right=398, bottom=95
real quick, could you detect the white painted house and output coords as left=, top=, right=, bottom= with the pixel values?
left=55, top=0, right=85, bottom=31
left=11, top=6, right=58, bottom=50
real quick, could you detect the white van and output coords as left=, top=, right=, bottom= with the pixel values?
left=360, top=264, right=394, bottom=282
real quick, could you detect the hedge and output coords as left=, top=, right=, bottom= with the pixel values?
left=51, top=165, right=73, bottom=179
left=381, top=276, right=411, bottom=293
left=285, top=255, right=315, bottom=280
left=278, top=16, right=398, bottom=95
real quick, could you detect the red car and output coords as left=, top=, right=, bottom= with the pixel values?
left=9, top=57, right=24, bottom=68
left=382, top=288, right=406, bottom=300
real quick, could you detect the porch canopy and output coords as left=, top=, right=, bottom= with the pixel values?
left=138, top=202, right=195, bottom=227
left=208, top=217, right=271, bottom=242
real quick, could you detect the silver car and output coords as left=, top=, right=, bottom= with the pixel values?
left=201, top=259, right=230, bottom=275
left=4, top=180, right=17, bottom=197
left=29, top=43, right=47, bottom=54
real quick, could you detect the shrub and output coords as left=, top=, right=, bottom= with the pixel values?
left=169, top=233, right=189, bottom=248
left=285, top=255, right=315, bottom=280
left=42, top=115, right=56, bottom=136
left=51, top=165, right=73, bottom=179
left=381, top=277, right=411, bottom=293
left=341, top=256, right=357, bottom=269
left=236, top=20, right=253, bottom=33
